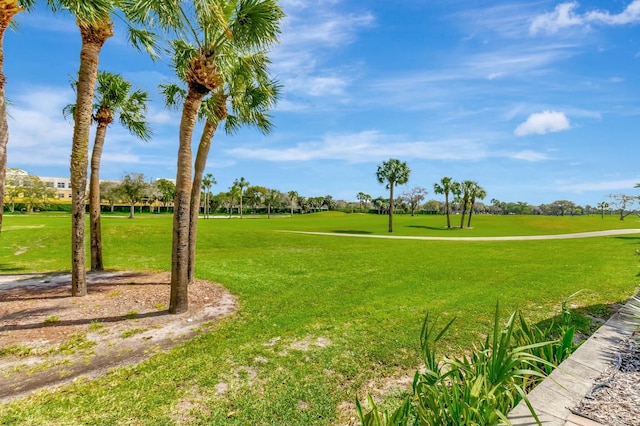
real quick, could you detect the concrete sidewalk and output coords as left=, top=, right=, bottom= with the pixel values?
left=507, top=300, right=637, bottom=425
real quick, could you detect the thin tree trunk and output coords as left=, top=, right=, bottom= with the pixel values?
left=187, top=120, right=216, bottom=286
left=445, top=193, right=451, bottom=228
left=170, top=88, right=206, bottom=314
left=467, top=200, right=475, bottom=228
left=388, top=184, right=394, bottom=233
left=460, top=204, right=466, bottom=228
left=71, top=22, right=113, bottom=297
left=89, top=121, right=108, bottom=271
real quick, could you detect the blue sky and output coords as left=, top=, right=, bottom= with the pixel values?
left=4, top=0, right=640, bottom=206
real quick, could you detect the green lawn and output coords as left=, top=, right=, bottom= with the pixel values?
left=1, top=212, right=639, bottom=425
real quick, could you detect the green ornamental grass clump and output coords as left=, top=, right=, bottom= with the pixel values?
left=358, top=301, right=580, bottom=426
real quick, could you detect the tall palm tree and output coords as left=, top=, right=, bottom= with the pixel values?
left=287, top=190, right=298, bottom=216
left=433, top=177, right=456, bottom=228
left=163, top=45, right=280, bottom=299
left=376, top=158, right=411, bottom=233
left=48, top=0, right=183, bottom=296
left=167, top=0, right=283, bottom=313
left=0, top=0, right=35, bottom=233
left=234, top=176, right=250, bottom=218
left=64, top=71, right=151, bottom=271
left=466, top=182, right=486, bottom=228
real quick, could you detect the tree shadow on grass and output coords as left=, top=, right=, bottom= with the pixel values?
left=407, top=225, right=460, bottom=231
left=0, top=310, right=168, bottom=333
left=0, top=265, right=27, bottom=273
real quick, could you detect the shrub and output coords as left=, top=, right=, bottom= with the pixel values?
left=358, top=301, right=580, bottom=426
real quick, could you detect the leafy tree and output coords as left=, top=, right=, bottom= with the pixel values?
left=466, top=182, right=486, bottom=227
left=0, top=0, right=35, bottom=232
left=155, top=178, right=175, bottom=212
left=117, top=173, right=148, bottom=219
left=433, top=177, right=456, bottom=228
left=100, top=181, right=120, bottom=212
left=402, top=186, right=428, bottom=217
left=64, top=71, right=151, bottom=271
left=376, top=158, right=410, bottom=233
left=21, top=175, right=55, bottom=212
left=323, top=194, right=336, bottom=211
left=245, top=185, right=267, bottom=214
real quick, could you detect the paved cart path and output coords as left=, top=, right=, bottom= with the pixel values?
left=279, top=228, right=640, bottom=241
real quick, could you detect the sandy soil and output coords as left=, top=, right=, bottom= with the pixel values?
left=0, top=271, right=237, bottom=402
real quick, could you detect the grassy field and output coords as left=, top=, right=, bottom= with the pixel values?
left=1, top=212, right=639, bottom=425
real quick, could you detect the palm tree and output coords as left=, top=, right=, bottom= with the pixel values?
left=64, top=71, right=151, bottom=271
left=167, top=1, right=283, bottom=313
left=376, top=159, right=411, bottom=233
left=597, top=201, right=609, bottom=219
left=47, top=0, right=183, bottom=297
left=234, top=177, right=250, bottom=218
left=433, top=177, right=456, bottom=228
left=0, top=0, right=35, bottom=233
left=202, top=173, right=216, bottom=219
left=466, top=182, right=486, bottom=228
left=287, top=190, right=298, bottom=216
left=264, top=188, right=281, bottom=219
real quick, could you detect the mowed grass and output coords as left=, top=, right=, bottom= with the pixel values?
left=1, top=212, right=639, bottom=425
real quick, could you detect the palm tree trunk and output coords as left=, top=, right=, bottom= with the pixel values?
left=445, top=193, right=451, bottom=228
left=71, top=21, right=113, bottom=297
left=187, top=120, right=216, bottom=286
left=0, top=3, right=22, bottom=233
left=467, top=200, right=475, bottom=228
left=89, top=121, right=108, bottom=271
left=460, top=204, right=467, bottom=228
left=170, top=88, right=206, bottom=314
left=388, top=184, right=394, bottom=233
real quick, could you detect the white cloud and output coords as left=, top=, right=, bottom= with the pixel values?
left=530, top=1, right=640, bottom=35
left=511, top=150, right=552, bottom=161
left=586, top=0, right=640, bottom=25
left=530, top=2, right=583, bottom=35
left=514, top=111, right=571, bottom=136
left=556, top=178, right=640, bottom=192
left=224, top=131, right=530, bottom=164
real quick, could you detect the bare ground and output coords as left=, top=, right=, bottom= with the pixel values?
left=0, top=271, right=237, bottom=402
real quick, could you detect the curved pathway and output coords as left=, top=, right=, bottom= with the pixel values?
left=279, top=228, right=640, bottom=241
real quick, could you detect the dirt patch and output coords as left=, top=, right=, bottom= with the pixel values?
left=0, top=271, right=237, bottom=402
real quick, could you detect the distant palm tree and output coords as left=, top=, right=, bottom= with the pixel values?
left=376, top=159, right=411, bottom=233
left=201, top=173, right=216, bottom=219
left=434, top=177, right=456, bottom=228
left=466, top=182, right=486, bottom=228
left=234, top=177, right=250, bottom=219
left=0, top=0, right=35, bottom=233
left=64, top=71, right=151, bottom=271
left=288, top=190, right=298, bottom=216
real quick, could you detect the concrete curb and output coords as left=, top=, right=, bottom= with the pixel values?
left=507, top=303, right=637, bottom=425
